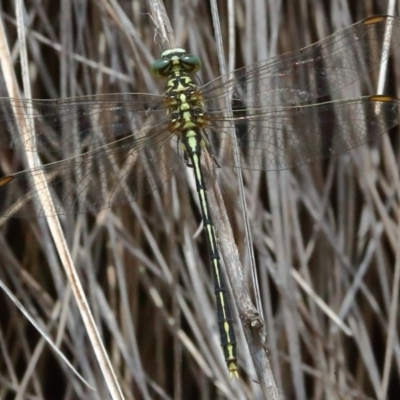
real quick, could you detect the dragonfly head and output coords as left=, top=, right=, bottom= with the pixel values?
left=152, top=48, right=201, bottom=78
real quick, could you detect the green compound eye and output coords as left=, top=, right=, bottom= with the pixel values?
left=181, top=54, right=201, bottom=72
left=151, top=57, right=171, bottom=77
left=152, top=51, right=201, bottom=77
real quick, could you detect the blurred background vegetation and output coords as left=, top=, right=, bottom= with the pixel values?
left=0, top=0, right=400, bottom=399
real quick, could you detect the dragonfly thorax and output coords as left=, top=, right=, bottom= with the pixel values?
left=152, top=49, right=208, bottom=137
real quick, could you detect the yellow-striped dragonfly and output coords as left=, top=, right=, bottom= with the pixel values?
left=0, top=15, right=399, bottom=376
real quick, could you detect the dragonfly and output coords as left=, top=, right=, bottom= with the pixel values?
left=0, top=15, right=400, bottom=377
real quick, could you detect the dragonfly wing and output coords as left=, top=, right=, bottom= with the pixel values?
left=202, top=16, right=400, bottom=109
left=0, top=124, right=181, bottom=218
left=0, top=93, right=167, bottom=155
left=209, top=95, right=399, bottom=170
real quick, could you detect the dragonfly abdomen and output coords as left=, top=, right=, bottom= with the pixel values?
left=183, top=129, right=238, bottom=378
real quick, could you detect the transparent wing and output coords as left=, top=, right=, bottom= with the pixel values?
left=0, top=93, right=166, bottom=156
left=209, top=96, right=399, bottom=170
left=0, top=16, right=398, bottom=218
left=0, top=124, right=181, bottom=218
left=201, top=15, right=400, bottom=108
left=0, top=15, right=397, bottom=159
left=0, top=15, right=395, bottom=160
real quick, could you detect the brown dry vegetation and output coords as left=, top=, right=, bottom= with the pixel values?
left=0, top=0, right=400, bottom=399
